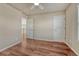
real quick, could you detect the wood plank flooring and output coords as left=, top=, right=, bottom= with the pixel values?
left=0, top=38, right=77, bottom=56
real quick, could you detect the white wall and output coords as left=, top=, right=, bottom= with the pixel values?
left=27, top=11, right=65, bottom=42
left=65, top=4, right=79, bottom=55
left=0, top=4, right=22, bottom=50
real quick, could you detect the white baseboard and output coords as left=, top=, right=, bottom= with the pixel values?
left=64, top=41, right=79, bottom=56
left=0, top=41, right=21, bottom=52
left=28, top=37, right=65, bottom=42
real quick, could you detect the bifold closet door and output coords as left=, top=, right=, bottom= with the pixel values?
left=52, top=15, right=65, bottom=41
left=33, top=15, right=52, bottom=41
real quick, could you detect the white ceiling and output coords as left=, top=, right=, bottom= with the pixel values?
left=8, top=3, right=69, bottom=15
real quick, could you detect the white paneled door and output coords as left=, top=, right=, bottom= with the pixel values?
left=34, top=15, right=52, bottom=40
left=52, top=15, right=65, bottom=41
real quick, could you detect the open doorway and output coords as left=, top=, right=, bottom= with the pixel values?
left=21, top=17, right=27, bottom=48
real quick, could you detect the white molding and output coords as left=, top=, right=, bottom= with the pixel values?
left=64, top=41, right=79, bottom=56
left=0, top=41, right=21, bottom=52
left=28, top=37, right=65, bottom=42
left=28, top=38, right=65, bottom=43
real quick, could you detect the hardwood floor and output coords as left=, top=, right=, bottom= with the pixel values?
left=0, top=38, right=77, bottom=56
